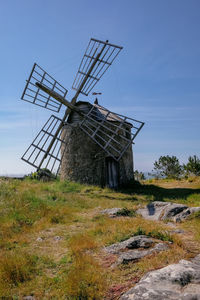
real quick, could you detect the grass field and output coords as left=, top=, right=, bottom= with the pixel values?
left=0, top=177, right=200, bottom=299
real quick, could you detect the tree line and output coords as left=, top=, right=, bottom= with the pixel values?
left=134, top=155, right=200, bottom=180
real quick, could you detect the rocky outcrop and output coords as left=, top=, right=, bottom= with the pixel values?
left=120, top=255, right=200, bottom=300
left=137, top=201, right=200, bottom=222
left=101, top=207, right=136, bottom=218
left=105, top=235, right=169, bottom=265
left=101, top=208, right=122, bottom=217
left=175, top=207, right=200, bottom=222
left=105, top=235, right=154, bottom=254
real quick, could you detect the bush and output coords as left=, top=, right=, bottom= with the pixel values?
left=183, top=155, right=200, bottom=176
left=26, top=168, right=56, bottom=181
left=134, top=226, right=173, bottom=242
left=116, top=208, right=136, bottom=217
left=153, top=155, right=182, bottom=179
left=134, top=170, right=145, bottom=181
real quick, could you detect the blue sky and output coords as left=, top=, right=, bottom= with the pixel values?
left=0, top=0, right=200, bottom=175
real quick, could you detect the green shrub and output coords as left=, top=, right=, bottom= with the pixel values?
left=50, top=214, right=64, bottom=224
left=116, top=208, right=136, bottom=217
left=134, top=226, right=173, bottom=242
left=133, top=227, right=146, bottom=236
left=26, top=168, right=56, bottom=181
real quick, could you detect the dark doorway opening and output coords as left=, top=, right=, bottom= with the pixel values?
left=106, top=157, right=119, bottom=189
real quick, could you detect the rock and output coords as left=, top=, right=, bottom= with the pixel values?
left=101, top=203, right=200, bottom=222
left=100, top=208, right=123, bottom=217
left=160, top=203, right=188, bottom=220
left=174, top=207, right=200, bottom=222
left=120, top=255, right=200, bottom=300
left=137, top=201, right=170, bottom=221
left=182, top=283, right=200, bottom=299
left=53, top=236, right=62, bottom=241
left=105, top=235, right=154, bottom=254
left=137, top=201, right=200, bottom=222
left=36, top=237, right=44, bottom=242
left=127, top=236, right=154, bottom=249
left=118, top=242, right=169, bottom=264
left=118, top=249, right=149, bottom=264
left=166, top=222, right=177, bottom=227
left=170, top=229, right=185, bottom=234
left=23, top=296, right=35, bottom=300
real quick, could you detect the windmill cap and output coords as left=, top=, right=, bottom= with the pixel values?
left=74, top=101, right=132, bottom=126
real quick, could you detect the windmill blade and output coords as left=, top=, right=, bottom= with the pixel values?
left=72, top=38, right=123, bottom=96
left=79, top=104, right=144, bottom=161
left=21, top=115, right=69, bottom=175
left=21, top=63, right=68, bottom=112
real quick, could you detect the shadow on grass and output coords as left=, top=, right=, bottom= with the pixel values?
left=119, top=181, right=200, bottom=202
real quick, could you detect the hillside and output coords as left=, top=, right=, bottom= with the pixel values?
left=0, top=177, right=200, bottom=299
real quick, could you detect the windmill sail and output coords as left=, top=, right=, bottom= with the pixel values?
left=72, top=38, right=123, bottom=96
left=21, top=63, right=68, bottom=112
left=21, top=115, right=68, bottom=175
left=79, top=104, right=144, bottom=161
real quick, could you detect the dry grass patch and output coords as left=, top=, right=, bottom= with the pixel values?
left=69, top=233, right=98, bottom=254
left=0, top=249, right=38, bottom=297
left=180, top=218, right=200, bottom=255
left=57, top=233, right=108, bottom=299
left=63, top=253, right=107, bottom=299
left=90, top=215, right=175, bottom=246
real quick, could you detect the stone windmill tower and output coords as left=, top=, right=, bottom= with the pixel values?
left=21, top=38, right=144, bottom=188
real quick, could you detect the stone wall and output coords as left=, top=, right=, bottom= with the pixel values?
left=60, top=123, right=106, bottom=186
left=60, top=122, right=134, bottom=187
left=119, top=145, right=134, bottom=185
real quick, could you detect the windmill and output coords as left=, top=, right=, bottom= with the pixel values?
left=21, top=38, right=144, bottom=188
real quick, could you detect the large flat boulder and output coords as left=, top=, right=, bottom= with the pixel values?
left=120, top=255, right=200, bottom=300
left=137, top=201, right=200, bottom=222
left=137, top=201, right=169, bottom=221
